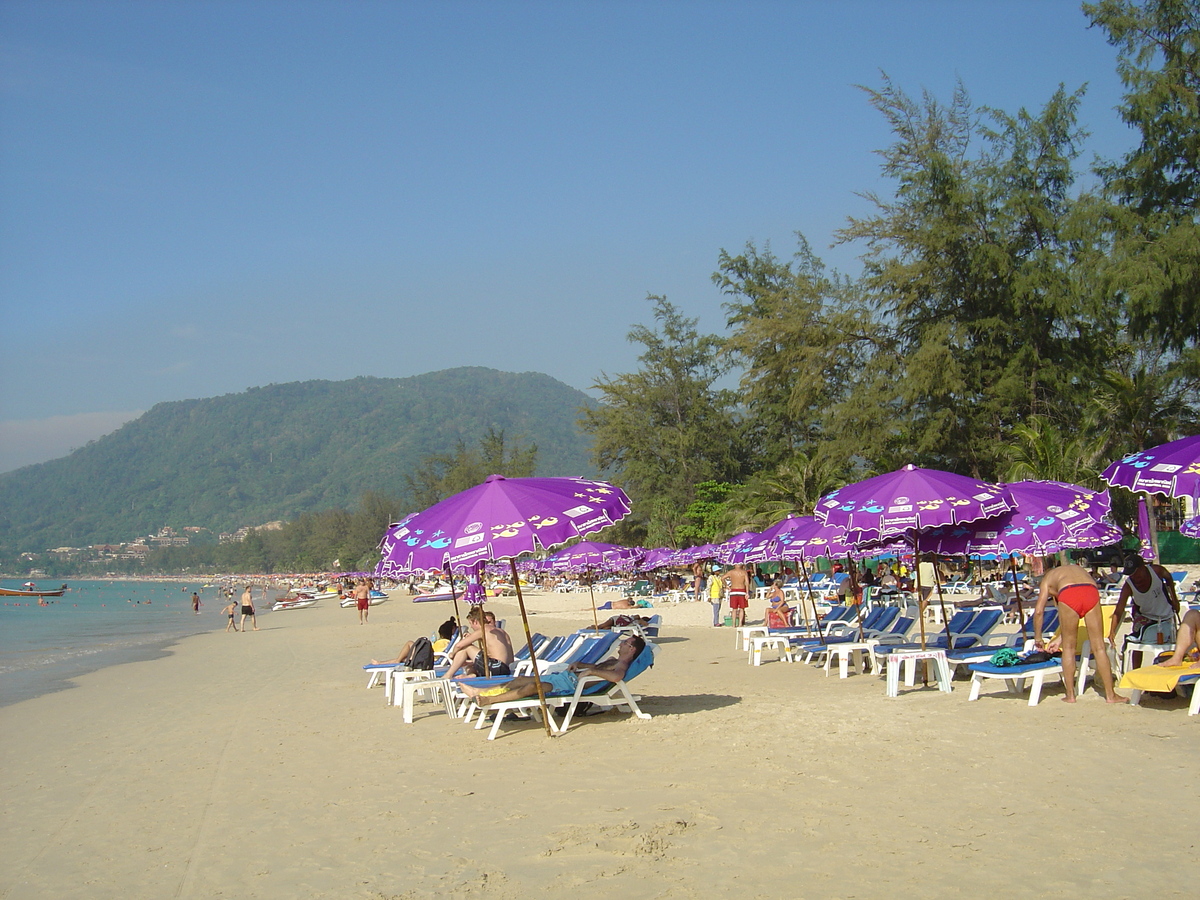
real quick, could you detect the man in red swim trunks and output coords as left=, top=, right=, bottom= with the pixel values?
left=727, top=564, right=751, bottom=629
left=1032, top=563, right=1125, bottom=704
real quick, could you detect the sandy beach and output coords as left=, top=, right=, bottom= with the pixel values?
left=2, top=584, right=1196, bottom=899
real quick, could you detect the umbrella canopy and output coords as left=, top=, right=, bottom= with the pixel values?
left=736, top=515, right=807, bottom=564
left=376, top=474, right=632, bottom=578
left=539, top=541, right=643, bottom=573
left=640, top=547, right=678, bottom=571
left=815, top=464, right=1015, bottom=539
left=1101, top=434, right=1200, bottom=499
left=1181, top=516, right=1200, bottom=539
left=921, top=480, right=1120, bottom=557
left=713, top=531, right=763, bottom=565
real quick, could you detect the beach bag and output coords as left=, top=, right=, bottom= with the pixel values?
left=407, top=636, right=435, bottom=670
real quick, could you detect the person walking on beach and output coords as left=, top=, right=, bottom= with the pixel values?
left=354, top=579, right=371, bottom=624
left=727, top=564, right=750, bottom=629
left=191, top=592, right=201, bottom=615
left=1032, top=563, right=1125, bottom=704
left=222, top=597, right=239, bottom=632
left=240, top=586, right=258, bottom=632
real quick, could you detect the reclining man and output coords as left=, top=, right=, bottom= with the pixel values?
left=457, top=634, right=647, bottom=706
left=583, top=614, right=652, bottom=631
left=440, top=608, right=515, bottom=679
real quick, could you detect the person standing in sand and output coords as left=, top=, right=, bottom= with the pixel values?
left=727, top=563, right=750, bottom=629
left=240, top=586, right=258, bottom=632
left=354, top=579, right=371, bottom=624
left=1032, top=564, right=1125, bottom=704
left=708, top=567, right=725, bottom=626
left=221, top=598, right=239, bottom=632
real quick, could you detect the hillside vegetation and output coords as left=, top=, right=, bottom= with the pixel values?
left=0, top=368, right=596, bottom=552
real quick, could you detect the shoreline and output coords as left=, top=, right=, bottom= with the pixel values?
left=2, top=585, right=1197, bottom=897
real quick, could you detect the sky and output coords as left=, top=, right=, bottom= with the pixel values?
left=0, top=0, right=1137, bottom=473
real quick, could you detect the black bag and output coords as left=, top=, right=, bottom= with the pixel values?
left=407, top=636, right=435, bottom=670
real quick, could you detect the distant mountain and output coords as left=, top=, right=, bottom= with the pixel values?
left=0, top=368, right=598, bottom=552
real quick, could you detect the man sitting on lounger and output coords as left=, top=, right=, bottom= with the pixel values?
left=1032, top=563, right=1126, bottom=704
left=440, top=608, right=515, bottom=679
left=457, top=634, right=647, bottom=706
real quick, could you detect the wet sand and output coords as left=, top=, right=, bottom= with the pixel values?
left=1, top=584, right=1195, bottom=899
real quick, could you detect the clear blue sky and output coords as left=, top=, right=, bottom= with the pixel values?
left=0, top=0, right=1135, bottom=472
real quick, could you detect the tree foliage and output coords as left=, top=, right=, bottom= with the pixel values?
left=1086, top=0, right=1200, bottom=349
left=580, top=297, right=743, bottom=547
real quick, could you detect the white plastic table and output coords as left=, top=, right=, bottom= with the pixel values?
left=885, top=648, right=952, bottom=697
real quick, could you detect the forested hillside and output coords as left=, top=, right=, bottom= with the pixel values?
left=0, top=368, right=596, bottom=552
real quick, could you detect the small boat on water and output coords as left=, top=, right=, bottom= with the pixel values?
left=0, top=584, right=67, bottom=597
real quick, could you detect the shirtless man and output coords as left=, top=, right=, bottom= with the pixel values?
left=1156, top=609, right=1200, bottom=671
left=354, top=579, right=371, bottom=624
left=1032, top=563, right=1125, bottom=703
left=458, top=635, right=647, bottom=706
left=441, top=610, right=515, bottom=679
left=727, top=563, right=751, bottom=628
left=239, top=586, right=258, bottom=632
left=583, top=614, right=651, bottom=631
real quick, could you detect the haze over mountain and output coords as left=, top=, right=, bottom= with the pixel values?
left=0, top=368, right=597, bottom=553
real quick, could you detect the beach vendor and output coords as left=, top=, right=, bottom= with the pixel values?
left=708, top=568, right=724, bottom=627
left=1032, top=564, right=1125, bottom=704
left=1109, top=556, right=1179, bottom=666
left=457, top=635, right=646, bottom=707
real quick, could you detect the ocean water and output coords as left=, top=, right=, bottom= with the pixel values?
left=0, top=580, right=279, bottom=706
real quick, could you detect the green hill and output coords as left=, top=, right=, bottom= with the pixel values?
left=0, top=368, right=597, bottom=552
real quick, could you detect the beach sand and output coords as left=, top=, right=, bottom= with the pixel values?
left=1, top=584, right=1195, bottom=899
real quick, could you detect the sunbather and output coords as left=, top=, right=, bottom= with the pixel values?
left=765, top=580, right=792, bottom=628
left=458, top=635, right=647, bottom=706
left=440, top=609, right=515, bottom=679
left=370, top=618, right=456, bottom=666
left=584, top=614, right=651, bottom=631
left=1156, top=609, right=1200, bottom=670
left=1032, top=563, right=1126, bottom=704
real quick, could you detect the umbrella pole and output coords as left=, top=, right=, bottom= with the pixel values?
left=447, top=572, right=462, bottom=630
left=914, top=544, right=928, bottom=651
left=798, top=556, right=825, bottom=645
left=587, top=566, right=599, bottom=630
left=510, top=559, right=554, bottom=738
left=933, top=558, right=953, bottom=649
left=787, top=557, right=812, bottom=634
left=1009, top=554, right=1027, bottom=637
left=847, top=556, right=865, bottom=641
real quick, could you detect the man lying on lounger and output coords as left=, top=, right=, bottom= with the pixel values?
left=457, top=635, right=647, bottom=706
left=583, top=614, right=651, bottom=631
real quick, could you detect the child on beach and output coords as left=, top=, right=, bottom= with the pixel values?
left=222, top=599, right=239, bottom=632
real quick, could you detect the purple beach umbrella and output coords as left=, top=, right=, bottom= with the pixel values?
left=1101, top=435, right=1200, bottom=561
left=1180, top=517, right=1200, bottom=540
left=375, top=474, right=632, bottom=736
left=816, top=465, right=1016, bottom=650
left=1101, top=434, right=1200, bottom=499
